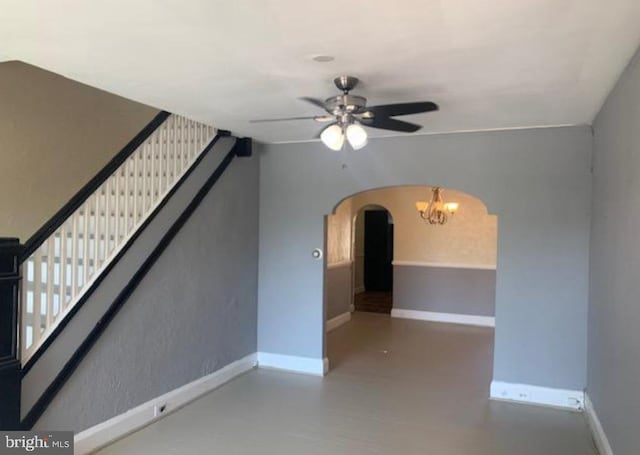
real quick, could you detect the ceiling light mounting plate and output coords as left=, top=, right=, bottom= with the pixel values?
left=312, top=55, right=335, bottom=63
left=334, top=75, right=359, bottom=93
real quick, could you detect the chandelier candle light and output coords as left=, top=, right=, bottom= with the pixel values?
left=416, top=187, right=460, bottom=225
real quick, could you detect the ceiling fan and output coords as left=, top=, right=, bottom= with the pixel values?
left=251, top=75, right=439, bottom=150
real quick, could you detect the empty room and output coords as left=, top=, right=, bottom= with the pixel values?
left=1, top=1, right=639, bottom=454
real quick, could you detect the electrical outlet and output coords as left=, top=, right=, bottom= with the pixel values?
left=498, top=387, right=529, bottom=401
left=154, top=403, right=167, bottom=417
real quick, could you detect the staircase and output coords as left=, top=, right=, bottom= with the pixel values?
left=20, top=114, right=215, bottom=364
left=0, top=112, right=250, bottom=430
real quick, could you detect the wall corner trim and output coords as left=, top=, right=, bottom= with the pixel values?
left=584, top=394, right=614, bottom=455
left=391, top=309, right=495, bottom=327
left=489, top=381, right=584, bottom=411
left=257, top=352, right=328, bottom=376
left=74, top=353, right=257, bottom=454
left=326, top=312, right=352, bottom=332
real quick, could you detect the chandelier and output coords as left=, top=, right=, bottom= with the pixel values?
left=415, top=187, right=459, bottom=225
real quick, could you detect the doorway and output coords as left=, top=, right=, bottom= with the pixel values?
left=353, top=206, right=394, bottom=314
left=325, top=184, right=498, bottom=337
left=325, top=185, right=497, bottom=379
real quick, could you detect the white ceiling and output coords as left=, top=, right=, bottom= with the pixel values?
left=2, top=0, right=640, bottom=143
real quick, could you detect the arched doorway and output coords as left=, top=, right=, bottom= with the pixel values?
left=324, top=185, right=498, bottom=370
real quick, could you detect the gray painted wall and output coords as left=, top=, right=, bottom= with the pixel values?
left=588, top=48, right=640, bottom=454
left=258, top=125, right=591, bottom=390
left=394, top=265, right=495, bottom=317
left=33, top=142, right=259, bottom=432
left=22, top=137, right=235, bottom=418
left=325, top=264, right=352, bottom=320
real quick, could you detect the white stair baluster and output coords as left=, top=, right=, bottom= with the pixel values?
left=32, top=248, right=42, bottom=350
left=46, top=237, right=54, bottom=326
left=19, top=115, right=217, bottom=362
left=59, top=223, right=67, bottom=311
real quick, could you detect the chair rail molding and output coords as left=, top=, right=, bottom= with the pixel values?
left=392, top=260, right=496, bottom=270
left=327, top=260, right=353, bottom=270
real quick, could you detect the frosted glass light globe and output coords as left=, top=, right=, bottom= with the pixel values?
left=346, top=123, right=368, bottom=150
left=320, top=124, right=345, bottom=151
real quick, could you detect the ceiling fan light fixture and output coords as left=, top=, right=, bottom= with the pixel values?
left=346, top=123, right=368, bottom=150
left=320, top=124, right=345, bottom=151
left=250, top=75, right=439, bottom=149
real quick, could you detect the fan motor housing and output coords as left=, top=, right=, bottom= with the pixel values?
left=324, top=94, right=367, bottom=115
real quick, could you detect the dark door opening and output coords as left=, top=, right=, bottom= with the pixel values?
left=364, top=210, right=393, bottom=291
left=356, top=209, right=394, bottom=314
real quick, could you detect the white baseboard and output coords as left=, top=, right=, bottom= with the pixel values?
left=349, top=303, right=355, bottom=312
left=74, top=353, right=257, bottom=454
left=257, top=352, right=329, bottom=376
left=326, top=312, right=351, bottom=332
left=490, top=381, right=584, bottom=411
left=584, top=394, right=614, bottom=455
left=391, top=309, right=495, bottom=328
left=353, top=286, right=365, bottom=295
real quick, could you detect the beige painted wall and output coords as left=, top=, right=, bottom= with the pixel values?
left=334, top=186, right=497, bottom=293
left=350, top=186, right=497, bottom=267
left=326, top=198, right=353, bottom=320
left=326, top=197, right=352, bottom=265
left=0, top=61, right=160, bottom=241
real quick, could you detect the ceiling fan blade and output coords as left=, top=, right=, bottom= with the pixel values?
left=365, top=101, right=438, bottom=117
left=250, top=115, right=333, bottom=123
left=314, top=115, right=335, bottom=122
left=360, top=117, right=422, bottom=133
left=300, top=97, right=329, bottom=111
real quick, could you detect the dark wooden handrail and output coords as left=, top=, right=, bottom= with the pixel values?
left=21, top=133, right=241, bottom=430
left=21, top=111, right=171, bottom=262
